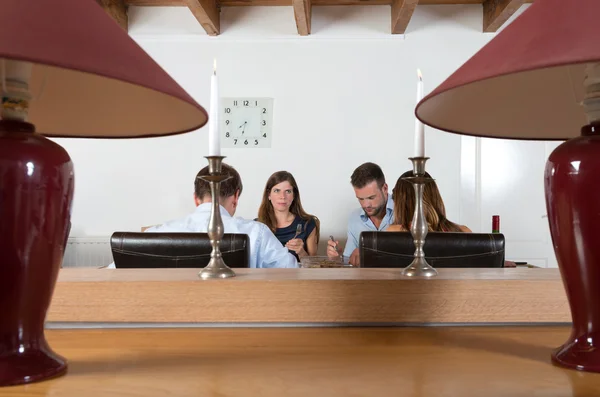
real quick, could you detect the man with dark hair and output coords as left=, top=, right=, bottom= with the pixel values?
left=192, top=163, right=245, bottom=213
left=109, top=163, right=297, bottom=269
left=327, top=162, right=394, bottom=266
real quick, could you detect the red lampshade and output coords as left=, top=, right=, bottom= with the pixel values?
left=0, top=0, right=208, bottom=137
left=0, top=0, right=209, bottom=387
left=414, top=0, right=600, bottom=374
left=416, top=0, right=600, bottom=140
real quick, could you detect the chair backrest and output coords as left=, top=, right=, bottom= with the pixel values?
left=359, top=232, right=505, bottom=268
left=110, top=232, right=250, bottom=268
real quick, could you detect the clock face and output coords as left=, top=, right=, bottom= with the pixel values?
left=220, top=98, right=273, bottom=148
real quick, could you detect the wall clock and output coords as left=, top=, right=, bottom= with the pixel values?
left=220, top=98, right=274, bottom=148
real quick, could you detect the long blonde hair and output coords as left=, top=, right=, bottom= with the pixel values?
left=392, top=170, right=463, bottom=232
left=257, top=171, right=320, bottom=241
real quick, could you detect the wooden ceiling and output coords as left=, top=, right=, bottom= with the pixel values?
left=98, top=0, right=532, bottom=37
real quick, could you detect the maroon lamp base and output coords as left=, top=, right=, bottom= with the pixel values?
left=552, top=335, right=600, bottom=373
left=545, top=122, right=600, bottom=373
left=0, top=120, right=74, bottom=386
left=0, top=347, right=66, bottom=387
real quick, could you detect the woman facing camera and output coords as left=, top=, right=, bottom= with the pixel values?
left=257, top=171, right=320, bottom=260
left=388, top=170, right=471, bottom=233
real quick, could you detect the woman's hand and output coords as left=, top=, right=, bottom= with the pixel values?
left=285, top=238, right=307, bottom=257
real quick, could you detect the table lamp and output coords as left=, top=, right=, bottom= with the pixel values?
left=415, top=0, right=600, bottom=372
left=0, top=0, right=207, bottom=386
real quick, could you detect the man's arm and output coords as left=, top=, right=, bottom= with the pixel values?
left=343, top=216, right=359, bottom=262
left=256, top=224, right=298, bottom=268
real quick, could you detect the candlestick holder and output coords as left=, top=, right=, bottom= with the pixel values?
left=401, top=157, right=437, bottom=278
left=197, top=156, right=236, bottom=280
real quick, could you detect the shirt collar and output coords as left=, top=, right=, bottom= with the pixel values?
left=195, top=202, right=233, bottom=218
left=359, top=195, right=394, bottom=222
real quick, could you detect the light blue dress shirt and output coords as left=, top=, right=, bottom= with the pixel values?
left=343, top=196, right=395, bottom=260
left=108, top=203, right=297, bottom=269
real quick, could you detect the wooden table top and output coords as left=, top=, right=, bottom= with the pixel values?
left=2, top=326, right=599, bottom=396
left=58, top=267, right=562, bottom=282
left=49, top=268, right=570, bottom=324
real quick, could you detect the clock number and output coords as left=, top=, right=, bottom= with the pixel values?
left=244, top=139, right=248, bottom=145
left=261, top=120, right=266, bottom=126
left=234, top=139, right=237, bottom=145
left=254, top=139, right=258, bottom=145
left=262, top=108, right=267, bottom=114
left=243, top=100, right=249, bottom=106
left=225, top=108, right=231, bottom=114
left=263, top=133, right=267, bottom=138
left=234, top=101, right=238, bottom=106
left=225, top=120, right=230, bottom=125
left=226, top=132, right=230, bottom=137
left=255, top=100, right=258, bottom=106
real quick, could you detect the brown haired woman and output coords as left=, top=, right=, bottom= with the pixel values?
left=257, top=171, right=320, bottom=260
left=388, top=170, right=471, bottom=233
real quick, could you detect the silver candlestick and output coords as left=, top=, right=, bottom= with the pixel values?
left=198, top=156, right=236, bottom=280
left=401, top=157, right=437, bottom=278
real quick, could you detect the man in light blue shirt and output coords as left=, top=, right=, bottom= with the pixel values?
left=108, top=164, right=297, bottom=269
left=327, top=162, right=394, bottom=266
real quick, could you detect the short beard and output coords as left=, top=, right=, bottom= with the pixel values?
left=363, top=191, right=387, bottom=218
left=364, top=204, right=384, bottom=218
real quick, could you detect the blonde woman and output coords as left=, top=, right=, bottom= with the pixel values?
left=388, top=170, right=471, bottom=233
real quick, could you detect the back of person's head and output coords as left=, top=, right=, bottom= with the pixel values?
left=194, top=163, right=243, bottom=202
left=350, top=162, right=386, bottom=189
left=392, top=170, right=463, bottom=232
left=257, top=171, right=320, bottom=240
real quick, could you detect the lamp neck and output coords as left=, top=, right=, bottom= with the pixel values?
left=0, top=59, right=33, bottom=122
left=0, top=120, right=35, bottom=133
left=581, top=121, right=600, bottom=136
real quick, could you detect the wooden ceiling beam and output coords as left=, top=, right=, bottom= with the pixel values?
left=185, top=0, right=220, bottom=35
left=483, top=0, right=524, bottom=32
left=293, top=0, right=312, bottom=35
left=127, top=0, right=187, bottom=4
left=97, top=0, right=128, bottom=31
left=391, top=0, right=419, bottom=34
left=125, top=0, right=535, bottom=6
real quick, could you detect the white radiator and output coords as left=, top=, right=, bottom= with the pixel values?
left=62, top=237, right=112, bottom=268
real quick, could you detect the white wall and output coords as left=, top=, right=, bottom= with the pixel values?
left=55, top=5, right=499, bottom=253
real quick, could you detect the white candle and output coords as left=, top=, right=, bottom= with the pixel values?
left=208, top=59, right=220, bottom=156
left=414, top=69, right=425, bottom=158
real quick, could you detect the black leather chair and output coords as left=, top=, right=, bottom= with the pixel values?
left=110, top=232, right=250, bottom=268
left=360, top=232, right=505, bottom=268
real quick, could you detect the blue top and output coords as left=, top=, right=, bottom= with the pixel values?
left=343, top=196, right=395, bottom=260
left=275, top=215, right=317, bottom=261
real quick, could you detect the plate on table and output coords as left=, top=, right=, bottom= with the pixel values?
left=299, top=256, right=355, bottom=268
